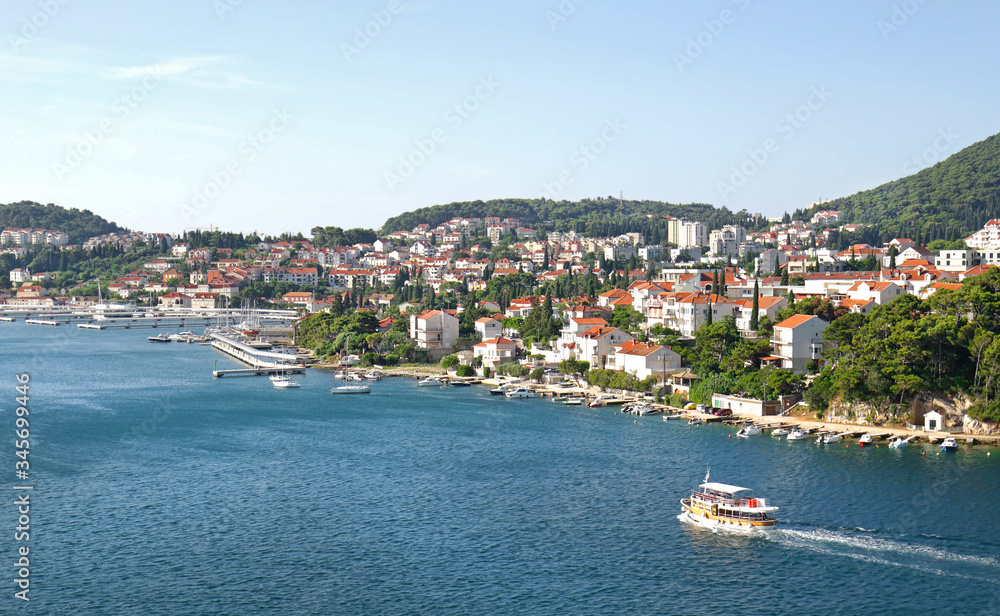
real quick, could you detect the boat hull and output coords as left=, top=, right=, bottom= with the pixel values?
left=680, top=499, right=778, bottom=528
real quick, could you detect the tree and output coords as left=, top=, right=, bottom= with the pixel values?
left=749, top=278, right=760, bottom=331
left=780, top=266, right=789, bottom=286
left=441, top=354, right=459, bottom=369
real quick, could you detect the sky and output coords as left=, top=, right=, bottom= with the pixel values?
left=2, top=0, right=999, bottom=236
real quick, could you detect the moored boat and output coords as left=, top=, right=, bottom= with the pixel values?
left=680, top=472, right=778, bottom=529
left=786, top=428, right=811, bottom=441
left=737, top=424, right=761, bottom=437
left=888, top=436, right=908, bottom=449
left=330, top=384, right=370, bottom=394
left=504, top=387, right=535, bottom=399
left=770, top=427, right=790, bottom=437
left=562, top=397, right=585, bottom=405
left=940, top=437, right=958, bottom=451
left=859, top=434, right=874, bottom=445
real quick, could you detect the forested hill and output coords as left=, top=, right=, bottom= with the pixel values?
left=380, top=197, right=765, bottom=239
left=805, top=132, right=1000, bottom=244
left=0, top=202, right=126, bottom=244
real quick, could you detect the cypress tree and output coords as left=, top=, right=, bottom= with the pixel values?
left=750, top=279, right=760, bottom=331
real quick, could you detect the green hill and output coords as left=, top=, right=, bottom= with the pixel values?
left=0, top=201, right=127, bottom=245
left=805, top=132, right=1000, bottom=244
left=380, top=197, right=765, bottom=241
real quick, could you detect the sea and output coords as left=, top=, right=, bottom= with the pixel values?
left=2, top=321, right=998, bottom=615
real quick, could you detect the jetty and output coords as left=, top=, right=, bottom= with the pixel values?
left=210, top=333, right=303, bottom=376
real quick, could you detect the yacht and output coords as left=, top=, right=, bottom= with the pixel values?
left=272, top=377, right=301, bottom=389
left=330, top=384, right=370, bottom=394
left=940, top=437, right=959, bottom=451
left=737, top=424, right=762, bottom=437
left=786, top=428, right=811, bottom=441
left=504, top=387, right=535, bottom=399
left=680, top=471, right=778, bottom=529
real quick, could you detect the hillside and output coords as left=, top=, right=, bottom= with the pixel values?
left=0, top=201, right=127, bottom=244
left=806, top=132, right=1000, bottom=244
left=380, top=197, right=765, bottom=240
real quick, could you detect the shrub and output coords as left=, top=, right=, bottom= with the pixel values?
left=482, top=366, right=492, bottom=378
left=441, top=354, right=459, bottom=369
left=456, top=365, right=476, bottom=377
left=530, top=367, right=544, bottom=382
left=498, top=361, right=527, bottom=377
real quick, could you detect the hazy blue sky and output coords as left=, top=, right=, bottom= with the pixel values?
left=3, top=0, right=998, bottom=235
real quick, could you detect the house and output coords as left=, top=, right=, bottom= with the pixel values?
left=473, top=337, right=518, bottom=369
left=475, top=316, right=503, bottom=341
left=613, top=340, right=681, bottom=381
left=766, top=314, right=828, bottom=373
left=845, top=280, right=904, bottom=305
left=734, top=296, right=787, bottom=336
left=924, top=410, right=944, bottom=432
left=281, top=292, right=313, bottom=306
left=575, top=325, right=634, bottom=371
left=9, top=268, right=30, bottom=283
left=409, top=309, right=459, bottom=350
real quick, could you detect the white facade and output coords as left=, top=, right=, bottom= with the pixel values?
left=410, top=309, right=459, bottom=350
left=769, top=314, right=828, bottom=374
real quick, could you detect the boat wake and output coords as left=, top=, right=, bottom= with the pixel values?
left=768, top=526, right=1000, bottom=581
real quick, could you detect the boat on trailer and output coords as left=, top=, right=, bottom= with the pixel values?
left=680, top=472, right=779, bottom=529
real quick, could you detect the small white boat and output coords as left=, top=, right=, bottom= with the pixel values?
left=940, top=437, right=958, bottom=451
left=661, top=414, right=683, bottom=421
left=272, top=378, right=301, bottom=389
left=638, top=406, right=657, bottom=416
left=562, top=397, right=585, bottom=405
left=770, top=428, right=790, bottom=437
left=737, top=424, right=761, bottom=437
left=888, top=436, right=908, bottom=449
left=815, top=433, right=841, bottom=444
left=786, top=428, right=811, bottom=441
left=417, top=376, right=446, bottom=386
left=859, top=434, right=874, bottom=445
left=147, top=333, right=171, bottom=342
left=504, top=387, right=535, bottom=399
left=364, top=371, right=383, bottom=381
left=330, top=384, right=370, bottom=394
left=688, top=418, right=704, bottom=425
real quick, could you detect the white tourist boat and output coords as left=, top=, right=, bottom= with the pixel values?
left=737, top=424, right=762, bottom=437
left=504, top=387, right=535, bottom=399
left=940, top=437, right=959, bottom=451
left=680, top=471, right=779, bottom=529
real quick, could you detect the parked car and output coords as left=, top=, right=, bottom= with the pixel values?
left=683, top=402, right=697, bottom=410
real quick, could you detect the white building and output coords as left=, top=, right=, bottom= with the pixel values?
left=613, top=340, right=681, bottom=381
left=410, top=309, right=459, bottom=350
left=767, top=314, right=828, bottom=374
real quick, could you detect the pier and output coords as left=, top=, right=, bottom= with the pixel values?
left=210, top=333, right=303, bottom=372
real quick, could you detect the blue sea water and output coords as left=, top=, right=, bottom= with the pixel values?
left=1, top=322, right=999, bottom=615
